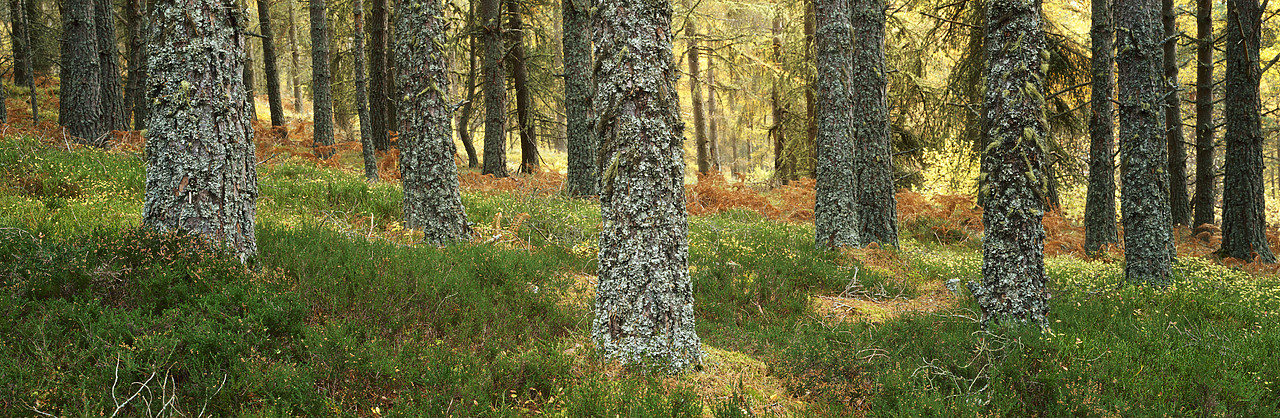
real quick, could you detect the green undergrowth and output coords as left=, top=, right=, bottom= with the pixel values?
left=2, top=134, right=1279, bottom=416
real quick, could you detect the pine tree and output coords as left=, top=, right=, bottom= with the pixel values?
left=353, top=0, right=379, bottom=181
left=563, top=0, right=596, bottom=196
left=59, top=0, right=106, bottom=144
left=310, top=0, right=336, bottom=159
left=1191, top=0, right=1216, bottom=227
left=851, top=0, right=898, bottom=247
left=813, top=0, right=860, bottom=249
left=480, top=0, right=508, bottom=177
left=124, top=0, right=150, bottom=129
left=257, top=0, right=286, bottom=127
left=1164, top=0, right=1191, bottom=226
left=1219, top=0, right=1275, bottom=262
left=368, top=0, right=393, bottom=152
left=508, top=0, right=539, bottom=174
left=96, top=0, right=128, bottom=131
left=686, top=0, right=710, bottom=175
left=1085, top=0, right=1119, bottom=253
left=456, top=0, right=481, bottom=168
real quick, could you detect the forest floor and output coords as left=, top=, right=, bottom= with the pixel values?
left=3, top=92, right=1280, bottom=416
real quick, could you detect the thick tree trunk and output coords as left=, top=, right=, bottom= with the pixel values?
left=1220, top=0, right=1275, bottom=262
left=353, top=0, right=379, bottom=181
left=1117, top=0, right=1175, bottom=282
left=772, top=13, right=790, bottom=184
left=1164, top=0, right=1191, bottom=226
left=60, top=0, right=107, bottom=144
left=96, top=0, right=127, bottom=131
left=288, top=1, right=304, bottom=113
left=974, top=0, right=1050, bottom=326
left=124, top=0, right=150, bottom=130
left=813, top=0, right=860, bottom=249
left=1192, top=0, right=1216, bottom=227
left=368, top=0, right=392, bottom=151
left=1085, top=0, right=1119, bottom=253
left=593, top=0, right=701, bottom=371
left=563, top=0, right=596, bottom=195
left=508, top=0, right=539, bottom=174
left=851, top=0, right=898, bottom=247
left=707, top=59, right=721, bottom=172
left=686, top=0, right=709, bottom=175
left=457, top=0, right=481, bottom=168
left=143, top=0, right=258, bottom=262
left=396, top=0, right=471, bottom=244
left=480, top=0, right=508, bottom=177
left=310, top=0, right=335, bottom=158
left=9, top=0, right=30, bottom=91
left=257, top=0, right=286, bottom=127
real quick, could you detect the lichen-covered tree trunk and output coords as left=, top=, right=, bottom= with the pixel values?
left=974, top=0, right=1050, bottom=325
left=1220, top=0, right=1275, bottom=263
left=851, top=0, right=898, bottom=247
left=508, top=0, right=539, bottom=174
left=480, top=0, right=508, bottom=177
left=143, top=0, right=258, bottom=262
left=310, top=0, right=336, bottom=159
left=563, top=0, right=595, bottom=196
left=287, top=1, right=305, bottom=113
left=8, top=0, right=30, bottom=83
left=686, top=0, right=710, bottom=176
left=1192, top=0, right=1216, bottom=227
left=813, top=0, right=860, bottom=249
left=124, top=0, right=150, bottom=130
left=96, top=0, right=128, bottom=131
left=60, top=0, right=106, bottom=144
left=1117, top=0, right=1175, bottom=282
left=772, top=13, right=790, bottom=184
left=1085, top=0, right=1119, bottom=253
left=396, top=0, right=471, bottom=244
left=353, top=0, right=379, bottom=181
left=456, top=0, right=481, bottom=168
left=1163, top=0, right=1191, bottom=226
left=257, top=0, right=286, bottom=127
left=592, top=0, right=701, bottom=371
left=369, top=0, right=392, bottom=152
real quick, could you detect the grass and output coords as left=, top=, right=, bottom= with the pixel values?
left=1, top=132, right=1278, bottom=416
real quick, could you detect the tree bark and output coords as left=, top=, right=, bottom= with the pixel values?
left=353, top=0, right=379, bottom=181
left=813, top=0, right=860, bottom=249
left=686, top=0, right=709, bottom=175
left=802, top=0, right=816, bottom=177
left=124, top=0, right=150, bottom=130
left=1192, top=0, right=1216, bottom=227
left=508, top=0, right=539, bottom=174
left=480, top=0, right=508, bottom=177
left=707, top=57, right=721, bottom=172
left=1085, top=0, right=1119, bottom=253
left=457, top=0, right=481, bottom=168
left=1117, top=0, right=1175, bottom=282
left=143, top=0, right=258, bottom=262
left=1219, top=0, right=1275, bottom=262
left=9, top=0, right=30, bottom=90
left=1164, top=0, right=1191, bottom=226
left=257, top=0, right=286, bottom=127
left=60, top=0, right=107, bottom=144
left=593, top=0, right=701, bottom=371
left=287, top=0, right=304, bottom=113
left=368, top=0, right=392, bottom=151
left=973, top=0, right=1050, bottom=326
left=851, top=0, right=898, bottom=247
left=310, top=0, right=335, bottom=158
left=563, top=0, right=596, bottom=196
left=244, top=16, right=258, bottom=122
left=772, top=13, right=790, bottom=184
left=96, top=0, right=127, bottom=131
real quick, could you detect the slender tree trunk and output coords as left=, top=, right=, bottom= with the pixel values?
left=508, top=0, right=539, bottom=174
left=1164, top=0, right=1191, bottom=226
left=144, top=0, right=258, bottom=262
left=457, top=0, right=481, bottom=168
left=310, top=0, right=335, bottom=158
left=353, top=0, right=379, bottom=181
left=96, top=0, right=128, bottom=131
left=772, top=13, right=790, bottom=184
left=593, top=0, right=701, bottom=370
left=124, top=0, right=150, bottom=129
left=9, top=0, right=30, bottom=90
left=480, top=0, right=508, bottom=177
left=22, top=0, right=38, bottom=122
left=1117, top=0, right=1175, bottom=282
left=563, top=0, right=596, bottom=195
left=60, top=0, right=107, bottom=144
left=1085, top=0, right=1119, bottom=252
left=686, top=0, right=709, bottom=175
left=1220, top=0, right=1275, bottom=262
left=369, top=0, right=391, bottom=151
left=288, top=1, right=304, bottom=113
left=803, top=0, right=816, bottom=177
left=851, top=0, right=898, bottom=247
left=1192, top=0, right=1216, bottom=227
left=813, top=0, right=860, bottom=249
left=707, top=57, right=721, bottom=172
left=245, top=32, right=259, bottom=122
left=257, top=0, right=286, bottom=127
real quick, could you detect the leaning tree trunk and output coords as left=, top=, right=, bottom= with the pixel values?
left=310, top=0, right=335, bottom=159
left=480, top=0, right=508, bottom=177
left=973, top=0, right=1050, bottom=326
left=563, top=0, right=596, bottom=196
left=686, top=0, right=710, bottom=175
left=60, top=0, right=106, bottom=144
left=456, top=0, right=481, bottom=168
left=1192, top=0, right=1216, bottom=227
left=143, top=0, right=258, bottom=262
left=1220, top=0, right=1275, bottom=262
left=353, top=0, right=379, bottom=181
left=1117, top=0, right=1175, bottom=282
left=257, top=0, right=286, bottom=127
left=508, top=0, right=539, bottom=174
left=851, top=0, right=898, bottom=247
left=396, top=0, right=471, bottom=244
left=287, top=1, right=304, bottom=112
left=772, top=13, right=790, bottom=184
left=124, top=0, right=150, bottom=129
left=1085, top=0, right=1119, bottom=253
left=813, top=0, right=860, bottom=249
left=369, top=0, right=392, bottom=151
left=1164, top=0, right=1191, bottom=226
left=592, top=0, right=701, bottom=371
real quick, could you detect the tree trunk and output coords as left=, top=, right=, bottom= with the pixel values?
left=802, top=0, right=816, bottom=177
left=368, top=0, right=392, bottom=151
left=9, top=0, right=30, bottom=91
left=257, top=0, right=286, bottom=127
left=310, top=0, right=335, bottom=158
left=813, top=0, right=860, bottom=249
left=973, top=0, right=1050, bottom=326
left=22, top=0, right=39, bottom=122
left=1117, top=0, right=1175, bottom=282
left=457, top=0, right=481, bottom=168
left=96, top=0, right=127, bottom=131
left=353, top=0, right=379, bottom=181
left=396, top=0, right=471, bottom=244
left=851, top=0, right=898, bottom=247
left=124, top=0, right=150, bottom=130
left=772, top=13, right=790, bottom=184
left=508, top=0, right=539, bottom=174
left=686, top=0, right=709, bottom=175
left=244, top=15, right=259, bottom=122
left=480, top=0, right=508, bottom=177
left=563, top=0, right=596, bottom=196
left=60, top=0, right=106, bottom=144
left=1164, top=0, right=1191, bottom=226
left=707, top=57, right=721, bottom=172
left=1085, top=0, right=1119, bottom=253
left=1192, top=0, right=1216, bottom=227
left=288, top=0, right=304, bottom=113
left=592, top=0, right=701, bottom=371
left=1220, top=0, right=1275, bottom=262
left=143, top=0, right=258, bottom=262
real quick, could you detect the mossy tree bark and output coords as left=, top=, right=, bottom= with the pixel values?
left=396, top=0, right=471, bottom=244
left=353, top=0, right=379, bottom=181
left=563, top=0, right=596, bottom=196
left=592, top=0, right=701, bottom=371
left=851, top=0, right=898, bottom=247
left=1163, top=0, right=1191, bottom=226
left=1219, top=0, right=1275, bottom=263
left=480, top=0, right=509, bottom=177
left=1085, top=0, right=1119, bottom=253
left=60, top=0, right=107, bottom=145
left=508, top=0, right=539, bottom=174
left=1117, top=0, right=1175, bottom=282
left=1192, top=0, right=1216, bottom=227
left=974, top=0, right=1051, bottom=326
left=310, top=0, right=336, bottom=159
left=813, top=0, right=860, bottom=249
left=257, top=0, right=286, bottom=127
left=143, top=0, right=258, bottom=262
